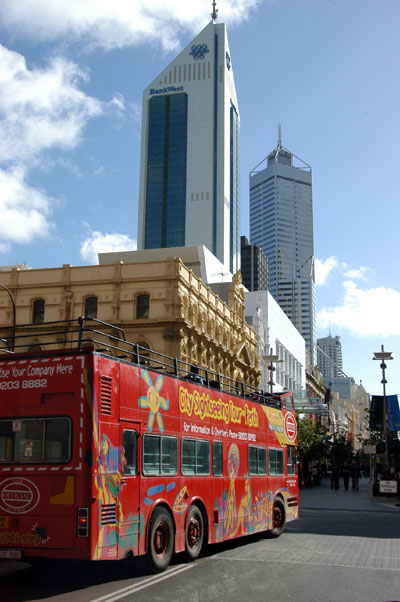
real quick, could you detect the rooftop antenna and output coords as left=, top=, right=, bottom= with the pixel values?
left=277, top=123, right=282, bottom=148
left=211, top=1, right=218, bottom=22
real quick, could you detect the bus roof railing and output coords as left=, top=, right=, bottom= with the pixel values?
left=0, top=317, right=292, bottom=410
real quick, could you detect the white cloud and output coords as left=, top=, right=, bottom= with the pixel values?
left=315, top=256, right=339, bottom=286
left=0, top=167, right=54, bottom=249
left=0, top=44, right=119, bottom=253
left=0, top=45, right=103, bottom=165
left=0, top=0, right=261, bottom=51
left=315, top=256, right=373, bottom=286
left=343, top=266, right=370, bottom=280
left=317, top=280, right=400, bottom=337
left=80, top=231, right=137, bottom=264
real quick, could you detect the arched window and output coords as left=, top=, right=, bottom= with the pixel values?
left=84, top=296, right=98, bottom=319
left=136, top=294, right=149, bottom=319
left=32, top=299, right=45, bottom=324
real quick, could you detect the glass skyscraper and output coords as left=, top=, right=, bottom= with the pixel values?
left=317, top=335, right=344, bottom=381
left=249, top=137, right=316, bottom=363
left=138, top=19, right=240, bottom=275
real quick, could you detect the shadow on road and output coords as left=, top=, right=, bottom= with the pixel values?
left=0, top=556, right=152, bottom=602
left=286, top=506, right=400, bottom=539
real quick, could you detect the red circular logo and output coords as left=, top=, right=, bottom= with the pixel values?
left=0, top=478, right=40, bottom=514
left=284, top=412, right=297, bottom=442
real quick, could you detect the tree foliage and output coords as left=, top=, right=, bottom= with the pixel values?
left=330, top=431, right=354, bottom=464
left=297, top=415, right=329, bottom=463
left=297, top=414, right=354, bottom=465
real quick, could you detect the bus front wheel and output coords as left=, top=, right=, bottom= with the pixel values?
left=267, top=498, right=286, bottom=538
left=147, top=507, right=174, bottom=573
left=185, top=505, right=204, bottom=560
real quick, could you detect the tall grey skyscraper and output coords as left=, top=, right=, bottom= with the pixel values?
left=137, top=16, right=240, bottom=275
left=249, top=132, right=316, bottom=362
left=317, top=334, right=343, bottom=381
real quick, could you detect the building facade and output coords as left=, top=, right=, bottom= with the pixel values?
left=0, top=260, right=259, bottom=387
left=249, top=136, right=316, bottom=363
left=317, top=334, right=343, bottom=380
left=137, top=19, right=240, bottom=275
left=244, top=290, right=306, bottom=394
left=240, top=236, right=269, bottom=292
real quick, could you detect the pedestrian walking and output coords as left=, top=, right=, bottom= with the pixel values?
left=311, top=462, right=320, bottom=486
left=342, top=461, right=350, bottom=491
left=331, top=463, right=340, bottom=490
left=351, top=462, right=361, bottom=491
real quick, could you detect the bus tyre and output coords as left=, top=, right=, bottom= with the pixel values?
left=268, top=498, right=286, bottom=538
left=185, top=505, right=204, bottom=561
left=147, top=507, right=174, bottom=573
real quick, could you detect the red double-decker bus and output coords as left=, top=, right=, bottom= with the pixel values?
left=0, top=318, right=298, bottom=572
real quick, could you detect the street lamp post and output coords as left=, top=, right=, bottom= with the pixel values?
left=373, top=345, right=393, bottom=477
left=263, top=348, right=284, bottom=393
left=0, top=283, right=16, bottom=351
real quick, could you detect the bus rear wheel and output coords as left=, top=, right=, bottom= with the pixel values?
left=185, top=505, right=204, bottom=561
left=267, top=498, right=286, bottom=538
left=147, top=507, right=174, bottom=573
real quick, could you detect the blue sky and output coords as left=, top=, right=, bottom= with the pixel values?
left=0, top=0, right=399, bottom=397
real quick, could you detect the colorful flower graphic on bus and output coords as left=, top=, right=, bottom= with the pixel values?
left=138, top=370, right=169, bottom=432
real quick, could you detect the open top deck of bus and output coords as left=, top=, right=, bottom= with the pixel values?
left=0, top=317, right=293, bottom=411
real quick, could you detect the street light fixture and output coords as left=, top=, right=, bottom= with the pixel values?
left=0, top=283, right=16, bottom=351
left=263, top=348, right=284, bottom=393
left=373, top=345, right=393, bottom=477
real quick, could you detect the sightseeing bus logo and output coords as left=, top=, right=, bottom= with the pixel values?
left=284, top=412, right=297, bottom=442
left=0, top=478, right=40, bottom=514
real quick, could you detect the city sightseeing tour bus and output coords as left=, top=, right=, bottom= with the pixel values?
left=0, top=318, right=298, bottom=572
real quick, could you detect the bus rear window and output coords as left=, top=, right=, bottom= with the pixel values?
left=0, top=418, right=71, bottom=464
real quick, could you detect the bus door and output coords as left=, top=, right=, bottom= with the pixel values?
left=118, top=422, right=141, bottom=557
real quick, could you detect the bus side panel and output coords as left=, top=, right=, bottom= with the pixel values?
left=264, top=405, right=299, bottom=523
left=118, top=362, right=143, bottom=560
left=0, top=475, right=76, bottom=557
left=89, top=356, right=121, bottom=560
left=0, top=354, right=94, bottom=561
left=137, top=368, right=183, bottom=555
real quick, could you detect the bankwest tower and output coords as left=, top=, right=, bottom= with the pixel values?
left=137, top=14, right=240, bottom=275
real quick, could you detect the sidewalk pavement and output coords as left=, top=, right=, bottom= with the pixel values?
left=299, top=475, right=400, bottom=513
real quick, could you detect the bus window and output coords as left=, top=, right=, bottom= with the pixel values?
left=212, top=441, right=223, bottom=475
left=161, top=436, right=178, bottom=474
left=249, top=446, right=267, bottom=475
left=142, top=434, right=177, bottom=475
left=182, top=438, right=210, bottom=475
left=0, top=421, right=12, bottom=462
left=287, top=445, right=296, bottom=476
left=122, top=430, right=137, bottom=475
left=197, top=440, right=210, bottom=474
left=269, top=449, right=284, bottom=475
left=258, top=447, right=267, bottom=474
left=0, top=418, right=71, bottom=463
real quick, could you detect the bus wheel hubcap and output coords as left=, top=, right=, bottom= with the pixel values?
left=273, top=506, right=283, bottom=528
left=154, top=523, right=168, bottom=557
left=188, top=517, right=201, bottom=548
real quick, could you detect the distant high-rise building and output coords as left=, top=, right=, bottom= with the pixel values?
left=240, top=236, right=269, bottom=291
left=317, top=334, right=344, bottom=381
left=249, top=131, right=316, bottom=362
left=137, top=16, right=240, bottom=275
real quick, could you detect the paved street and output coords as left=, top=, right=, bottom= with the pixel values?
left=1, top=477, right=399, bottom=602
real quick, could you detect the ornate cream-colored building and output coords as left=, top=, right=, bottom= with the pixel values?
left=0, top=258, right=260, bottom=387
